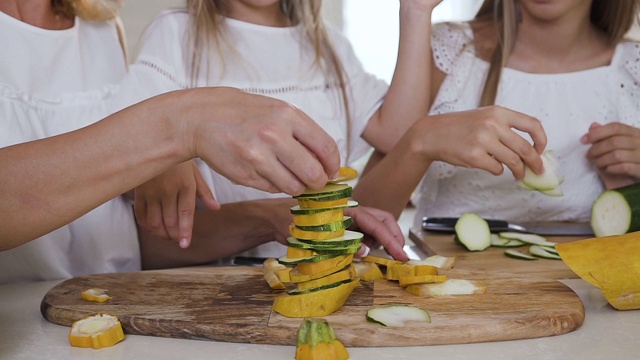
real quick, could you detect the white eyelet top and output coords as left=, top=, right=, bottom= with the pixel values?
left=0, top=12, right=140, bottom=284
left=413, top=22, right=640, bottom=228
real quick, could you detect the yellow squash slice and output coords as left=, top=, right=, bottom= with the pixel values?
left=399, top=274, right=448, bottom=287
left=297, top=254, right=354, bottom=276
left=68, top=314, right=125, bottom=349
left=352, top=261, right=384, bottom=281
left=293, top=209, right=345, bottom=227
left=556, top=232, right=640, bottom=310
left=273, top=279, right=360, bottom=317
left=289, top=224, right=346, bottom=241
left=297, top=198, right=350, bottom=209
left=361, top=255, right=403, bottom=268
left=81, top=288, right=112, bottom=303
left=297, top=265, right=355, bottom=291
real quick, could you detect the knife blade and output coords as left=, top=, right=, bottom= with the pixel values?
left=422, top=217, right=594, bottom=236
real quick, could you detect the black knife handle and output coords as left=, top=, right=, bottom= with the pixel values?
left=422, top=217, right=512, bottom=232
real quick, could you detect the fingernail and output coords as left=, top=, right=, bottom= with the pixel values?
left=179, top=238, right=190, bottom=249
left=331, top=171, right=340, bottom=180
left=580, top=135, right=587, bottom=144
left=359, top=245, right=371, bottom=258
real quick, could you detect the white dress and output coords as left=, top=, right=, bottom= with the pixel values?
left=413, top=22, right=640, bottom=228
left=0, top=12, right=140, bottom=284
left=114, top=9, right=388, bottom=258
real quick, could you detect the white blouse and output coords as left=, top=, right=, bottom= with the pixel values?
left=114, top=9, right=388, bottom=258
left=413, top=22, right=640, bottom=228
left=0, top=12, right=140, bottom=284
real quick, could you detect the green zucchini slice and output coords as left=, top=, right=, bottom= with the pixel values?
left=454, top=213, right=491, bottom=251
left=591, top=183, right=640, bottom=237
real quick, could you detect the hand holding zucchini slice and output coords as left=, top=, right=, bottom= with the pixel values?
left=518, top=150, right=564, bottom=196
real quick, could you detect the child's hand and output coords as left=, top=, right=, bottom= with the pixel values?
left=134, top=161, right=220, bottom=248
left=415, top=105, right=548, bottom=180
left=581, top=122, right=640, bottom=188
left=345, top=206, right=409, bottom=262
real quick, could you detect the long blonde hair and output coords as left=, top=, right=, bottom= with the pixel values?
left=52, top=0, right=123, bottom=21
left=186, top=0, right=353, bottom=161
left=475, top=0, right=640, bottom=106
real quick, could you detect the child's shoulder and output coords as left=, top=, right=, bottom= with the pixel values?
left=148, top=8, right=189, bottom=30
left=613, top=40, right=640, bottom=80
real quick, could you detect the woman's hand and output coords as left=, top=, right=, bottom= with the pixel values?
left=181, top=88, right=341, bottom=197
left=134, top=161, right=219, bottom=248
left=581, top=122, right=640, bottom=188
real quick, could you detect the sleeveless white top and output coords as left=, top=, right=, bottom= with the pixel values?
left=0, top=12, right=140, bottom=284
left=114, top=10, right=388, bottom=258
left=413, top=22, right=640, bottom=228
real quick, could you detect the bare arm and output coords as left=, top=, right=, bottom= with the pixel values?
left=140, top=198, right=410, bottom=270
left=139, top=198, right=295, bottom=269
left=0, top=88, right=340, bottom=250
left=363, top=0, right=442, bottom=153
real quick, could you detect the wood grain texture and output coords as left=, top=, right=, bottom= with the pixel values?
left=41, top=266, right=584, bottom=346
left=409, top=227, right=591, bottom=279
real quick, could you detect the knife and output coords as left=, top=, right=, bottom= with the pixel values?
left=422, top=217, right=594, bottom=236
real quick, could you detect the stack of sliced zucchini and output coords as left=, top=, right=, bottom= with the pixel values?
left=271, top=170, right=362, bottom=318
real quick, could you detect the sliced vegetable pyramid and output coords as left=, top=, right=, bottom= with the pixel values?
left=270, top=167, right=362, bottom=318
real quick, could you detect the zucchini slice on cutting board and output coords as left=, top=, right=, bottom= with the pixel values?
left=591, top=183, right=640, bottom=237
left=454, top=213, right=491, bottom=251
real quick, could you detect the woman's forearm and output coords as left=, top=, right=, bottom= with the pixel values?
left=0, top=93, right=189, bottom=250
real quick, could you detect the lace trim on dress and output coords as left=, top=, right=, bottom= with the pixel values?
left=139, top=59, right=189, bottom=90
left=241, top=82, right=341, bottom=96
left=617, top=41, right=640, bottom=126
left=139, top=59, right=342, bottom=96
left=432, top=22, right=473, bottom=74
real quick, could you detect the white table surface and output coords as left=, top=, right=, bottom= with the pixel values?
left=1, top=275, right=639, bottom=360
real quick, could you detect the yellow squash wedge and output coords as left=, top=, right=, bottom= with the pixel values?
left=81, top=288, right=112, bottom=303
left=290, top=224, right=346, bottom=241
left=273, top=279, right=360, bottom=317
left=68, top=314, right=125, bottom=349
left=297, top=198, right=350, bottom=209
left=290, top=258, right=354, bottom=283
left=361, top=255, right=403, bottom=268
left=264, top=271, right=287, bottom=290
left=287, top=247, right=318, bottom=259
left=293, top=209, right=345, bottom=227
left=352, top=261, right=384, bottom=281
left=556, top=232, right=640, bottom=310
left=297, top=266, right=355, bottom=291
left=399, top=274, right=448, bottom=287
left=297, top=254, right=354, bottom=276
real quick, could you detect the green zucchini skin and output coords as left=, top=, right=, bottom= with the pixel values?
left=591, top=183, right=640, bottom=237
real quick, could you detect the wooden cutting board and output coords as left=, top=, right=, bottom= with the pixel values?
left=41, top=266, right=584, bottom=347
left=409, top=227, right=591, bottom=279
